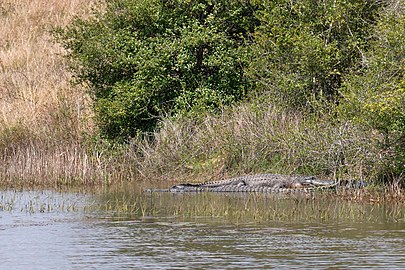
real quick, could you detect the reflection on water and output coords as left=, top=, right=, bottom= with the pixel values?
left=0, top=187, right=405, bottom=269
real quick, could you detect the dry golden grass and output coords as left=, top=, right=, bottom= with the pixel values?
left=0, top=0, right=99, bottom=141
left=0, top=142, right=138, bottom=187
left=0, top=0, right=109, bottom=186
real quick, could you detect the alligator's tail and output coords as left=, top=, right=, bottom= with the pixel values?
left=144, top=188, right=171, bottom=192
left=145, top=183, right=204, bottom=193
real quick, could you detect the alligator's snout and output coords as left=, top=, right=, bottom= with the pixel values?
left=169, top=184, right=187, bottom=192
left=169, top=183, right=202, bottom=192
left=302, top=179, right=336, bottom=187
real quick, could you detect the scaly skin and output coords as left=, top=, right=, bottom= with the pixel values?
left=167, top=185, right=330, bottom=193
left=145, top=174, right=338, bottom=193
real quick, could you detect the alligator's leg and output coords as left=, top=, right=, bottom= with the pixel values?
left=261, top=180, right=302, bottom=189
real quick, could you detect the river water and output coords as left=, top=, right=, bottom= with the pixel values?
left=1, top=188, right=404, bottom=269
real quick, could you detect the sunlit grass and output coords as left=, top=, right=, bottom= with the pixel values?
left=0, top=0, right=97, bottom=139
left=0, top=0, right=104, bottom=186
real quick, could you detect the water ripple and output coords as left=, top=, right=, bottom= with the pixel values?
left=1, top=190, right=405, bottom=269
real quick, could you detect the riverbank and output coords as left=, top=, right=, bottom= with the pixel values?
left=0, top=1, right=403, bottom=195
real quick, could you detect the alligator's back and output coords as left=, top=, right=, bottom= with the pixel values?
left=145, top=174, right=339, bottom=193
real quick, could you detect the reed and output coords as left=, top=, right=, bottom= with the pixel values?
left=0, top=0, right=101, bottom=186
left=2, top=183, right=404, bottom=222
left=95, top=188, right=405, bottom=224
left=0, top=189, right=88, bottom=213
left=134, top=102, right=388, bottom=184
left=0, top=140, right=140, bottom=187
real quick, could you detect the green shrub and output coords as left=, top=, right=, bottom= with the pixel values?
left=57, top=0, right=259, bottom=139
left=248, top=0, right=381, bottom=109
left=339, top=5, right=404, bottom=178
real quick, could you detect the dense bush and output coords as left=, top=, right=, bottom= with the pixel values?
left=59, top=0, right=387, bottom=139
left=58, top=0, right=259, bottom=139
left=56, top=0, right=404, bottom=183
left=248, top=0, right=381, bottom=109
left=339, top=4, right=404, bottom=177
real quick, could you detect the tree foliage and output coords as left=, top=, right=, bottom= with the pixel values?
left=248, top=0, right=382, bottom=109
left=58, top=0, right=258, bottom=139
left=59, top=0, right=402, bottom=148
left=57, top=0, right=405, bottom=181
left=339, top=4, right=404, bottom=176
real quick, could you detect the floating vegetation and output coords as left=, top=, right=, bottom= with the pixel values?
left=0, top=189, right=94, bottom=214
left=2, top=184, right=405, bottom=225
left=94, top=185, right=405, bottom=224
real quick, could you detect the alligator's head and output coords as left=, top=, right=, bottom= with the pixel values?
left=301, top=178, right=337, bottom=187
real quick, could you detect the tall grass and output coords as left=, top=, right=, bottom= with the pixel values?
left=0, top=0, right=97, bottom=139
left=0, top=141, right=140, bottom=186
left=0, top=0, right=101, bottom=186
left=135, top=103, right=388, bottom=184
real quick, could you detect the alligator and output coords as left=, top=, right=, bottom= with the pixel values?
left=144, top=173, right=349, bottom=193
